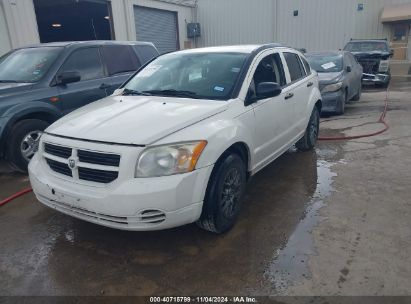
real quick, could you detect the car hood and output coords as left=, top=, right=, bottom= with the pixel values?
left=351, top=51, right=390, bottom=60
left=46, top=95, right=229, bottom=145
left=318, top=71, right=343, bottom=84
left=0, top=82, right=33, bottom=96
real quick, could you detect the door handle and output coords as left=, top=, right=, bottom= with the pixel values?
left=285, top=92, right=294, bottom=100
left=99, top=83, right=111, bottom=90
left=307, top=82, right=314, bottom=87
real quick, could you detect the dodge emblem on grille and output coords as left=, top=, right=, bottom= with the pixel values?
left=68, top=158, right=76, bottom=169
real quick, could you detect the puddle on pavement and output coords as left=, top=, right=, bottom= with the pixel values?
left=263, top=157, right=337, bottom=294
left=1, top=145, right=346, bottom=296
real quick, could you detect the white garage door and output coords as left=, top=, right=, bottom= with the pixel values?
left=134, top=6, right=178, bottom=54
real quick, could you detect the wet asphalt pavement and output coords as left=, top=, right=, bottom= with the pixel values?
left=1, top=82, right=411, bottom=296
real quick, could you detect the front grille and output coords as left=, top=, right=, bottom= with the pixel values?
left=45, top=158, right=72, bottom=177
left=44, top=143, right=72, bottom=159
left=78, top=150, right=120, bottom=167
left=43, top=142, right=121, bottom=184
left=78, top=167, right=119, bottom=183
left=358, top=59, right=379, bottom=74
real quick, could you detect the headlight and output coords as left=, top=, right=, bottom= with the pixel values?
left=135, top=141, right=207, bottom=177
left=379, top=60, right=389, bottom=73
left=322, top=82, right=343, bottom=93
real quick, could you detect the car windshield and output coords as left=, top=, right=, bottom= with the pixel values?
left=124, top=52, right=248, bottom=100
left=344, top=41, right=388, bottom=52
left=306, top=54, right=343, bottom=73
left=0, top=47, right=62, bottom=83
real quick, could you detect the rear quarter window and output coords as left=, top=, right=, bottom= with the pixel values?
left=301, top=56, right=311, bottom=75
left=133, top=45, right=159, bottom=65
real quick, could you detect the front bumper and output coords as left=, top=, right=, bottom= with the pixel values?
left=362, top=73, right=390, bottom=85
left=320, top=90, right=345, bottom=113
left=28, top=136, right=214, bottom=231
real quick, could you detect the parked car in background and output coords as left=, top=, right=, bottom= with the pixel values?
left=306, top=51, right=363, bottom=115
left=29, top=44, right=322, bottom=234
left=344, top=39, right=393, bottom=88
left=0, top=41, right=159, bottom=171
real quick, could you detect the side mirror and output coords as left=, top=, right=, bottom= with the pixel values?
left=346, top=65, right=352, bottom=73
left=56, top=71, right=81, bottom=85
left=256, top=82, right=282, bottom=99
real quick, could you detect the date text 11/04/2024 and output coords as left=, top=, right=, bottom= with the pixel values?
left=149, top=297, right=258, bottom=303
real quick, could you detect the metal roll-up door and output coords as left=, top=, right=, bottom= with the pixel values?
left=134, top=6, right=178, bottom=54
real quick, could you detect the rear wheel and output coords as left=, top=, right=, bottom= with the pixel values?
left=197, top=153, right=247, bottom=234
left=296, top=106, right=320, bottom=152
left=6, top=119, right=49, bottom=172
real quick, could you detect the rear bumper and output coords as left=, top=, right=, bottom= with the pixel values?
left=320, top=90, right=345, bottom=113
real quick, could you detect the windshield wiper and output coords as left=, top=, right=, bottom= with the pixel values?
left=0, top=80, right=19, bottom=83
left=142, top=89, right=199, bottom=99
left=122, top=88, right=152, bottom=96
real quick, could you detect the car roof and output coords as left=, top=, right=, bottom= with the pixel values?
left=174, top=43, right=287, bottom=55
left=20, top=40, right=156, bottom=49
left=306, top=51, right=345, bottom=56
left=347, top=40, right=389, bottom=43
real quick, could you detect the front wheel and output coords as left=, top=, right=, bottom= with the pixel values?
left=335, top=90, right=347, bottom=115
left=197, top=153, right=247, bottom=234
left=6, top=119, right=49, bottom=172
left=352, top=85, right=362, bottom=101
left=296, top=106, right=320, bottom=152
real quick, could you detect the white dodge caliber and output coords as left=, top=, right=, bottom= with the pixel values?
left=29, top=44, right=322, bottom=233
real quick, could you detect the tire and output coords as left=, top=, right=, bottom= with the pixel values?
left=335, top=89, right=347, bottom=115
left=196, top=153, right=247, bottom=234
left=352, top=85, right=362, bottom=101
left=6, top=119, right=49, bottom=172
left=296, top=106, right=320, bottom=152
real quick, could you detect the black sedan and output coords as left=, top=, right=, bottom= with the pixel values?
left=306, top=51, right=363, bottom=115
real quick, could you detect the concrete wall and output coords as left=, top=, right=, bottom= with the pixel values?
left=0, top=0, right=39, bottom=55
left=0, top=1, right=12, bottom=56
left=196, top=0, right=276, bottom=47
left=196, top=0, right=411, bottom=52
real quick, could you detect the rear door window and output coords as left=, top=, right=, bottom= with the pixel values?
left=59, top=47, right=104, bottom=81
left=102, top=45, right=141, bottom=76
left=284, top=52, right=306, bottom=82
left=133, top=45, right=159, bottom=65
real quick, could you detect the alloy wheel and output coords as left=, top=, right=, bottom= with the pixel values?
left=220, top=167, right=242, bottom=218
left=20, top=130, right=42, bottom=162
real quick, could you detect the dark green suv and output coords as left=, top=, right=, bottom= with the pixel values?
left=0, top=41, right=159, bottom=171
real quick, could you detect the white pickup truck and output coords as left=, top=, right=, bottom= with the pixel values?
left=29, top=44, right=322, bottom=234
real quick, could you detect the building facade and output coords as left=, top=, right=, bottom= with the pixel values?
left=0, top=0, right=196, bottom=56
left=1, top=0, right=411, bottom=60
left=196, top=0, right=411, bottom=60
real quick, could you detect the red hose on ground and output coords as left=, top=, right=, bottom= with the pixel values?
left=0, top=188, right=32, bottom=207
left=318, top=88, right=390, bottom=141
